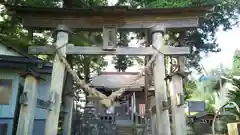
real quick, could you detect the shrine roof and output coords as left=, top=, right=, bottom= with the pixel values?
left=90, top=72, right=144, bottom=91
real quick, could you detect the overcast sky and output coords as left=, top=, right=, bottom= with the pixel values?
left=200, top=26, right=240, bottom=71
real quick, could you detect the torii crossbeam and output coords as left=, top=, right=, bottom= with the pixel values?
left=8, top=5, right=210, bottom=30
left=7, top=5, right=212, bottom=135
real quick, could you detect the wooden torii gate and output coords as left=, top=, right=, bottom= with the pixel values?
left=8, top=5, right=211, bottom=135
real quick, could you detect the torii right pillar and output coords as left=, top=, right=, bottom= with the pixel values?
left=151, top=26, right=187, bottom=135
left=168, top=57, right=187, bottom=135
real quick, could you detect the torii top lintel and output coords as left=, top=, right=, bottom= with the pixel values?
left=8, top=5, right=212, bottom=30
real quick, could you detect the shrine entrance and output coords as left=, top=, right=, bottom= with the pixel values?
left=7, top=5, right=211, bottom=135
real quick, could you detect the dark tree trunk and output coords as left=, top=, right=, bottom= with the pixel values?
left=83, top=56, right=90, bottom=83
left=63, top=0, right=72, bottom=8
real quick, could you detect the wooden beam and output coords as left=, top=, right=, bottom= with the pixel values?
left=44, top=25, right=69, bottom=135
left=28, top=46, right=190, bottom=56
left=7, top=5, right=213, bottom=30
left=92, top=87, right=144, bottom=92
left=161, top=46, right=190, bottom=55
left=29, top=46, right=153, bottom=55
left=16, top=74, right=38, bottom=135
left=21, top=16, right=199, bottom=30
left=152, top=27, right=171, bottom=135
left=9, top=6, right=210, bottom=17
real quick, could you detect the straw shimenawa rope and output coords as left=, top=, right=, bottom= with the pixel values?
left=108, top=52, right=158, bottom=102
left=55, top=43, right=159, bottom=108
left=55, top=45, right=112, bottom=108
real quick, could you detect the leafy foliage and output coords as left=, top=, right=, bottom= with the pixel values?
left=73, top=55, right=108, bottom=82
left=115, top=0, right=240, bottom=71
left=184, top=80, right=196, bottom=100
left=228, top=79, right=240, bottom=105
left=219, top=78, right=240, bottom=133
left=112, top=32, right=132, bottom=72
left=184, top=78, right=216, bottom=113
left=185, top=65, right=233, bottom=113
left=228, top=49, right=240, bottom=112
left=228, top=54, right=240, bottom=106
left=232, top=49, right=240, bottom=76
left=0, top=0, right=109, bottom=83
left=218, top=57, right=240, bottom=133
left=113, top=55, right=133, bottom=72
left=71, top=0, right=107, bottom=8
left=4, top=0, right=240, bottom=72
left=209, top=64, right=232, bottom=78
left=111, top=31, right=145, bottom=71
left=21, top=0, right=60, bottom=7
left=0, top=5, right=50, bottom=49
left=192, top=79, right=216, bottom=112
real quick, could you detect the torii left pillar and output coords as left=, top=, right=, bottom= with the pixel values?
left=16, top=72, right=38, bottom=135
left=151, top=26, right=171, bottom=135
left=45, top=25, right=70, bottom=135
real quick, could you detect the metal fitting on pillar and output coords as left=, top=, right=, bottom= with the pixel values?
left=19, top=92, right=29, bottom=105
left=19, top=70, right=41, bottom=80
left=19, top=71, right=40, bottom=106
left=55, top=25, right=72, bottom=34
left=162, top=100, right=170, bottom=110
left=164, top=71, right=190, bottom=81
left=150, top=25, right=166, bottom=46
left=53, top=25, right=72, bottom=39
left=176, top=93, right=185, bottom=106
left=49, top=92, right=58, bottom=105
left=150, top=25, right=165, bottom=35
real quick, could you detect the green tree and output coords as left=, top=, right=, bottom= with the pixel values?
left=1, top=0, right=108, bottom=134
left=232, top=49, right=240, bottom=76
left=228, top=78, right=240, bottom=107
left=185, top=65, right=232, bottom=113
left=0, top=5, right=50, bottom=50
left=186, top=78, right=216, bottom=113
left=114, top=0, right=240, bottom=71
left=112, top=32, right=133, bottom=72
left=184, top=80, right=196, bottom=100
left=0, top=0, right=108, bottom=83
left=228, top=51, right=240, bottom=119
left=215, top=78, right=240, bottom=133
left=225, top=50, right=240, bottom=123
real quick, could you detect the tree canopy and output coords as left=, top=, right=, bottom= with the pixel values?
left=1, top=0, right=240, bottom=132
left=1, top=0, right=240, bottom=72
left=115, top=0, right=240, bottom=71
